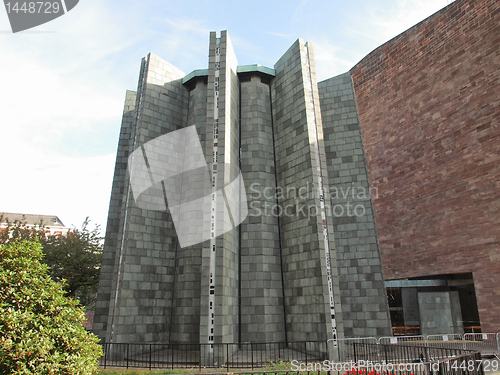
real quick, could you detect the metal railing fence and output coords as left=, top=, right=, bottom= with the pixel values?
left=350, top=342, right=473, bottom=364
left=433, top=350, right=485, bottom=375
left=98, top=333, right=499, bottom=370
left=464, top=333, right=499, bottom=356
left=99, top=341, right=327, bottom=370
left=379, top=333, right=500, bottom=356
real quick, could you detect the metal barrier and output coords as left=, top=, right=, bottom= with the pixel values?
left=380, top=334, right=500, bottom=357
left=427, top=334, right=464, bottom=350
left=355, top=341, right=468, bottom=364
left=379, top=335, right=426, bottom=345
left=99, top=334, right=499, bottom=370
left=464, top=333, right=499, bottom=356
left=432, top=351, right=484, bottom=375
left=498, top=333, right=500, bottom=357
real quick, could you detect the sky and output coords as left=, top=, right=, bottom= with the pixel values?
left=0, top=0, right=454, bottom=234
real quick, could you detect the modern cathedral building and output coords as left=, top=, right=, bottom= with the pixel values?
left=95, top=0, right=499, bottom=349
left=93, top=31, right=392, bottom=346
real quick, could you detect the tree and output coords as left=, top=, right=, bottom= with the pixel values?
left=41, top=218, right=103, bottom=307
left=0, top=240, right=102, bottom=374
left=0, top=215, right=45, bottom=244
left=0, top=215, right=103, bottom=308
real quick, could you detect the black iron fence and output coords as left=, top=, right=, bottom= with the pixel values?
left=99, top=339, right=489, bottom=374
left=99, top=341, right=328, bottom=370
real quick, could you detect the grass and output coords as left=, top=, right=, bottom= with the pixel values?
left=98, top=368, right=256, bottom=375
left=98, top=370, right=214, bottom=375
left=98, top=360, right=296, bottom=375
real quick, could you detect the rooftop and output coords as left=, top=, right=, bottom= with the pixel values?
left=0, top=212, right=67, bottom=227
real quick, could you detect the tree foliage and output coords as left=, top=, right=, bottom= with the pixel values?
left=0, top=240, right=102, bottom=374
left=41, top=218, right=102, bottom=306
left=0, top=216, right=103, bottom=308
left=0, top=216, right=45, bottom=244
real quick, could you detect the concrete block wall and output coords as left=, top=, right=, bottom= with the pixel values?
left=97, top=30, right=394, bottom=347
left=240, top=75, right=286, bottom=343
left=199, top=31, right=240, bottom=346
left=218, top=31, right=240, bottom=345
left=199, top=32, right=217, bottom=348
left=303, top=42, right=344, bottom=344
left=187, top=79, right=208, bottom=153
left=271, top=39, right=344, bottom=343
left=99, top=57, right=153, bottom=344
left=94, top=89, right=136, bottom=341
left=169, top=79, right=208, bottom=344
left=318, top=72, right=392, bottom=337
left=113, top=53, right=187, bottom=344
left=418, top=291, right=463, bottom=336
left=96, top=53, right=189, bottom=344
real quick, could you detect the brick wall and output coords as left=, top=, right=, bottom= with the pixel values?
left=351, top=0, right=500, bottom=332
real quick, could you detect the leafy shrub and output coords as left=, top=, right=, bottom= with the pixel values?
left=0, top=240, right=102, bottom=374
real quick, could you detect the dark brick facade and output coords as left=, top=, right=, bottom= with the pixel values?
left=350, top=0, right=500, bottom=332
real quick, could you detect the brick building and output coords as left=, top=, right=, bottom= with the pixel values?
left=349, top=0, right=499, bottom=333
left=0, top=212, right=73, bottom=237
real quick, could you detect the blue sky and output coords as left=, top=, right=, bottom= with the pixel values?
left=0, top=0, right=453, bottom=232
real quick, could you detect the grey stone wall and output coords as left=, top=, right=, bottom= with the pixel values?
left=304, top=42, right=344, bottom=344
left=418, top=291, right=464, bottom=335
left=449, top=291, right=464, bottom=334
left=96, top=31, right=392, bottom=348
left=199, top=31, right=240, bottom=346
left=318, top=72, right=392, bottom=337
left=272, top=39, right=344, bottom=343
left=95, top=53, right=189, bottom=344
left=113, top=53, right=187, bottom=344
left=169, top=80, right=208, bottom=344
left=240, top=76, right=286, bottom=343
left=218, top=31, right=240, bottom=344
left=94, top=89, right=136, bottom=342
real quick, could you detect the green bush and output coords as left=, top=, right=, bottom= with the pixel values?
left=0, top=240, right=102, bottom=374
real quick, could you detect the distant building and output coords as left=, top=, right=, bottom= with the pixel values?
left=0, top=212, right=73, bottom=237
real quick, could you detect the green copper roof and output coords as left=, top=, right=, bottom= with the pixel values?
left=236, top=64, right=275, bottom=77
left=182, top=69, right=209, bottom=85
left=182, top=64, right=275, bottom=86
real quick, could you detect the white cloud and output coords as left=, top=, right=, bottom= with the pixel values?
left=152, top=16, right=212, bottom=72
left=161, top=17, right=211, bottom=35
left=0, top=0, right=140, bottom=232
left=307, top=0, right=451, bottom=80
left=0, top=140, right=115, bottom=231
left=0, top=0, right=457, bottom=235
left=263, top=31, right=295, bottom=39
left=312, top=38, right=358, bottom=81
left=291, top=0, right=312, bottom=24
left=345, top=0, right=451, bottom=49
left=0, top=33, right=123, bottom=232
